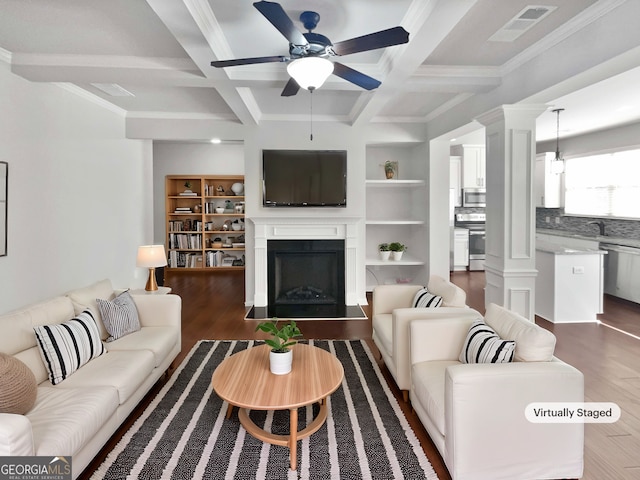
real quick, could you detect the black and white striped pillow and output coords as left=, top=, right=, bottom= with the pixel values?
left=459, top=321, right=515, bottom=364
left=34, top=309, right=105, bottom=385
left=96, top=290, right=140, bottom=342
left=412, top=288, right=443, bottom=308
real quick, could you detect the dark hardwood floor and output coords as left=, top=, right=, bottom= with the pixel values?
left=80, top=270, right=640, bottom=480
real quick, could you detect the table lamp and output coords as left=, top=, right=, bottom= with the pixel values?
left=137, top=245, right=168, bottom=291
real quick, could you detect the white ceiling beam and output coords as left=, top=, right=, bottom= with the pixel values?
left=146, top=0, right=260, bottom=125
left=350, top=0, right=478, bottom=126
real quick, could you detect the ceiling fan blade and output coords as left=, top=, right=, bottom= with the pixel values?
left=253, top=1, right=308, bottom=47
left=211, top=55, right=288, bottom=68
left=332, top=62, right=381, bottom=91
left=281, top=77, right=300, bottom=97
left=332, top=26, right=409, bottom=56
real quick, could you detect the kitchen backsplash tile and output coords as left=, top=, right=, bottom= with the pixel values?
left=536, top=208, right=640, bottom=239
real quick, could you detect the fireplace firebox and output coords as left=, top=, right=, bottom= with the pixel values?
left=267, top=240, right=345, bottom=318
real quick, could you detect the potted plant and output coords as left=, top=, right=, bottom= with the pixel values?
left=384, top=161, right=396, bottom=179
left=255, top=318, right=302, bottom=375
left=183, top=181, right=192, bottom=193
left=389, top=242, right=406, bottom=261
left=378, top=243, right=391, bottom=261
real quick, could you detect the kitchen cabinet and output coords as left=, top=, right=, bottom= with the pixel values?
left=453, top=228, right=469, bottom=271
left=601, top=244, right=640, bottom=304
left=536, top=242, right=606, bottom=322
left=450, top=156, right=462, bottom=207
left=455, top=144, right=485, bottom=188
left=535, top=152, right=563, bottom=208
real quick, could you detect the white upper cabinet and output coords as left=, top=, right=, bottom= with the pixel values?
left=535, top=152, right=563, bottom=208
left=454, top=145, right=486, bottom=188
left=450, top=156, right=462, bottom=207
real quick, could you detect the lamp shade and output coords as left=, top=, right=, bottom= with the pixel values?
left=286, top=57, right=334, bottom=90
left=136, top=245, right=167, bottom=268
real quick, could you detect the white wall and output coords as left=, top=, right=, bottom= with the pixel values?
left=152, top=142, right=245, bottom=244
left=0, top=63, right=152, bottom=314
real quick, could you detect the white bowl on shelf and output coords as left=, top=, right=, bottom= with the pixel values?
left=215, top=207, right=225, bottom=214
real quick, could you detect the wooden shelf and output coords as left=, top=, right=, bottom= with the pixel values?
left=166, top=175, right=245, bottom=271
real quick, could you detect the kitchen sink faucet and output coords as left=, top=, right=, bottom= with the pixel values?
left=587, top=220, right=607, bottom=236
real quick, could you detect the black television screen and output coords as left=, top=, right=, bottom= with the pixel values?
left=263, top=150, right=347, bottom=207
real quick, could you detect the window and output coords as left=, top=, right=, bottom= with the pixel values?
left=564, top=149, right=640, bottom=219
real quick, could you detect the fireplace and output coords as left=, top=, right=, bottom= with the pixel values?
left=267, top=239, right=345, bottom=318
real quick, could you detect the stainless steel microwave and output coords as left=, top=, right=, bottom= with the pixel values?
left=462, top=188, right=486, bottom=207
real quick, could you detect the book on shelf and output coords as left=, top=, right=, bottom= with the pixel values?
left=179, top=192, right=197, bottom=196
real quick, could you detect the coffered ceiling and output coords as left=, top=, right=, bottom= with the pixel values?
left=1, top=0, right=638, bottom=142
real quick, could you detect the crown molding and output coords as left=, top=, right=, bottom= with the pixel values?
left=54, top=83, right=127, bottom=117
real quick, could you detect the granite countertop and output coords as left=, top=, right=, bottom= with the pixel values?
left=536, top=240, right=608, bottom=255
left=537, top=228, right=640, bottom=249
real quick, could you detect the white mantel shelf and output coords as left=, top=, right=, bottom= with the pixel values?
left=249, top=216, right=363, bottom=309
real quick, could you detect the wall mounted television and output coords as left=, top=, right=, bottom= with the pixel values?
left=262, top=149, right=347, bottom=207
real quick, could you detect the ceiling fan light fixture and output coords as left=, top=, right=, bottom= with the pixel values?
left=287, top=57, right=334, bottom=90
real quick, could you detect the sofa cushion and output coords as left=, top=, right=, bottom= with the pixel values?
left=484, top=303, right=556, bottom=362
left=412, top=288, right=443, bottom=308
left=96, top=290, right=141, bottom=342
left=66, top=279, right=115, bottom=340
left=411, top=360, right=459, bottom=436
left=0, top=353, right=37, bottom=414
left=428, top=275, right=466, bottom=307
left=54, top=349, right=155, bottom=404
left=459, top=321, right=515, bottom=364
left=28, top=385, right=119, bottom=457
left=0, top=296, right=75, bottom=357
left=107, top=327, right=177, bottom=367
left=372, top=314, right=393, bottom=355
left=33, top=310, right=105, bottom=385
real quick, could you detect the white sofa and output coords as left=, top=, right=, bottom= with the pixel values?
left=372, top=276, right=474, bottom=401
left=0, top=279, right=182, bottom=479
left=410, top=303, right=584, bottom=480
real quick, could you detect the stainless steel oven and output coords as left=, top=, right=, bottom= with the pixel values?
left=455, top=213, right=486, bottom=271
left=462, top=188, right=486, bottom=207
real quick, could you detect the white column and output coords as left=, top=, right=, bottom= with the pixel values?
left=476, top=105, right=547, bottom=320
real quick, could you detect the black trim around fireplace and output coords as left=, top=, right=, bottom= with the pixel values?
left=267, top=239, right=345, bottom=318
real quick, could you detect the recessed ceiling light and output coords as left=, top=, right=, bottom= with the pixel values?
left=450, top=138, right=457, bottom=142
left=210, top=138, right=222, bottom=144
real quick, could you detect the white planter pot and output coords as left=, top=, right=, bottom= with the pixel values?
left=379, top=250, right=391, bottom=261
left=391, top=251, right=404, bottom=261
left=269, top=349, right=293, bottom=375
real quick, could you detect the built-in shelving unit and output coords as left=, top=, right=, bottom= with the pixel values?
left=365, top=146, right=428, bottom=290
left=165, top=175, right=245, bottom=271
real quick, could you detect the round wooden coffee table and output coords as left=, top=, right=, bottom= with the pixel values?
left=211, top=343, right=344, bottom=470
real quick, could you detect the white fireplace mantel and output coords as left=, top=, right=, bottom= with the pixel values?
left=250, top=216, right=362, bottom=308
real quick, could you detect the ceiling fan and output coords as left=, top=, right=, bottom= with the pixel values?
left=211, top=1, right=410, bottom=97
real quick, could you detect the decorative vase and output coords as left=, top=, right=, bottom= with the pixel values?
left=379, top=251, right=391, bottom=261
left=231, top=183, right=244, bottom=196
left=392, top=251, right=404, bottom=261
left=269, top=349, right=293, bottom=375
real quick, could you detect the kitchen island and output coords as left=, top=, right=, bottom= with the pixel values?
left=535, top=241, right=607, bottom=323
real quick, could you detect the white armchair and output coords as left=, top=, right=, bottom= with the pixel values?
left=371, top=275, right=478, bottom=401
left=409, top=304, right=584, bottom=480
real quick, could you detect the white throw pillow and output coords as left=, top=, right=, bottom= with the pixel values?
left=459, top=321, right=515, bottom=364
left=34, top=309, right=105, bottom=385
left=96, top=290, right=141, bottom=342
left=412, top=288, right=443, bottom=308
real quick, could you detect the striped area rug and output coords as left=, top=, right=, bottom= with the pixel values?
left=92, top=340, right=439, bottom=480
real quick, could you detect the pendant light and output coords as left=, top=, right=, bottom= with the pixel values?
left=551, top=108, right=565, bottom=174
